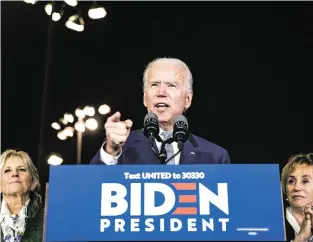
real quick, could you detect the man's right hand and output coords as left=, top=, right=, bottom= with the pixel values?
left=104, top=111, right=133, bottom=157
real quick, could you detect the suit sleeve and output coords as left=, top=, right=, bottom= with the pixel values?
left=90, top=142, right=121, bottom=165
left=220, top=150, right=231, bottom=164
left=90, top=150, right=103, bottom=164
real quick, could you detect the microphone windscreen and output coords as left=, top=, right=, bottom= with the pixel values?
left=144, top=112, right=159, bottom=125
left=173, top=115, right=189, bottom=130
left=143, top=112, right=159, bottom=139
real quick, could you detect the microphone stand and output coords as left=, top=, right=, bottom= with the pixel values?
left=147, top=134, right=165, bottom=162
left=160, top=137, right=184, bottom=164
left=147, top=135, right=185, bottom=165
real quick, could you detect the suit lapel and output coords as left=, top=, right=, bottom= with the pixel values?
left=133, top=132, right=161, bottom=164
left=179, top=134, right=200, bottom=164
left=129, top=131, right=200, bottom=165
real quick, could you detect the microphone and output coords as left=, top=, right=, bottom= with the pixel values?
left=143, top=112, right=166, bottom=164
left=173, top=115, right=189, bottom=150
left=143, top=112, right=160, bottom=146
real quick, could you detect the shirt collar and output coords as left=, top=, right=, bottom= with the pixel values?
left=1, top=198, right=30, bottom=217
left=159, top=128, right=173, bottom=135
left=286, top=206, right=300, bottom=234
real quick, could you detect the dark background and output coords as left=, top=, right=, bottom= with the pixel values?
left=1, top=1, right=312, bottom=197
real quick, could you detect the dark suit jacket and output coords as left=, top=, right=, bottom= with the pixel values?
left=22, top=207, right=44, bottom=242
left=283, top=203, right=297, bottom=242
left=90, top=129, right=230, bottom=164
left=285, top=216, right=295, bottom=242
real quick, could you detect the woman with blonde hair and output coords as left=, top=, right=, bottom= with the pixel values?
left=0, top=149, right=43, bottom=242
left=281, top=153, right=313, bottom=242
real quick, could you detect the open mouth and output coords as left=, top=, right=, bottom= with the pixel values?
left=154, top=103, right=170, bottom=110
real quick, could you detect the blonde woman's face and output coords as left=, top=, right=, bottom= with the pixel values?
left=286, top=164, right=313, bottom=209
left=0, top=157, right=34, bottom=195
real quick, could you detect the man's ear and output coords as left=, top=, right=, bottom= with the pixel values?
left=143, top=91, right=147, bottom=108
left=184, top=91, right=193, bottom=110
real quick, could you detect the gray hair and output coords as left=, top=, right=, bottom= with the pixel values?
left=142, top=57, right=193, bottom=92
left=0, top=149, right=42, bottom=218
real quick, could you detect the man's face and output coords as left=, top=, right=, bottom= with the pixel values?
left=143, top=62, right=192, bottom=129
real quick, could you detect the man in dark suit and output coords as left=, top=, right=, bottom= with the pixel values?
left=90, top=57, right=230, bottom=165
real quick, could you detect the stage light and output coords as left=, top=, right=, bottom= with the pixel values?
left=45, top=2, right=53, bottom=16
left=85, top=118, right=98, bottom=130
left=98, top=104, right=111, bottom=115
left=51, top=122, right=61, bottom=130
left=65, top=14, right=85, bottom=32
left=75, top=108, right=85, bottom=118
left=64, top=126, right=75, bottom=137
left=64, top=113, right=74, bottom=123
left=84, top=106, right=95, bottom=117
left=64, top=0, right=78, bottom=7
left=51, top=2, right=64, bottom=22
left=74, top=121, right=85, bottom=132
left=57, top=130, right=67, bottom=140
left=23, top=0, right=37, bottom=4
left=88, top=3, right=107, bottom=20
left=47, top=154, right=63, bottom=165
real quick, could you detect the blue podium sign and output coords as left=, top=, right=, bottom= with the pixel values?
left=46, top=164, right=285, bottom=241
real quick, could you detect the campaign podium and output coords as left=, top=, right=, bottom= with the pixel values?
left=45, top=164, right=286, bottom=241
